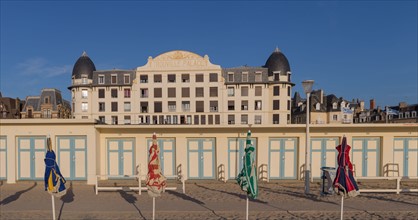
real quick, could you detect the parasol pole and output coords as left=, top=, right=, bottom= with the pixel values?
left=152, top=197, right=155, bottom=220
left=246, top=196, right=249, bottom=220
left=340, top=195, right=344, bottom=220
left=51, top=194, right=56, bottom=220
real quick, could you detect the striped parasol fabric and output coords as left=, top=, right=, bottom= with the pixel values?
left=44, top=137, right=67, bottom=197
left=146, top=133, right=167, bottom=197
left=333, top=136, right=360, bottom=197
left=237, top=130, right=258, bottom=199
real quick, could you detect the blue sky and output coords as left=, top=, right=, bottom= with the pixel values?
left=1, top=1, right=417, bottom=108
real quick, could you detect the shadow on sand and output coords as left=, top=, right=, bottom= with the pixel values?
left=167, top=190, right=227, bottom=220
left=57, top=181, right=75, bottom=220
left=119, top=190, right=146, bottom=220
left=0, top=182, right=37, bottom=205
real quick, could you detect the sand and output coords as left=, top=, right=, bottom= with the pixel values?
left=1, top=179, right=417, bottom=219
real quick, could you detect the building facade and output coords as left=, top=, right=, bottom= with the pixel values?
left=69, top=49, right=294, bottom=126
left=20, top=88, right=71, bottom=119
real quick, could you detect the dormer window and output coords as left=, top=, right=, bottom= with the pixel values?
left=333, top=102, right=338, bottom=109
left=124, top=74, right=130, bottom=84
left=98, top=75, right=105, bottom=84
left=111, top=75, right=117, bottom=84
left=228, top=73, right=234, bottom=82
left=255, top=72, right=262, bottom=82
left=242, top=73, right=248, bottom=82
left=316, top=103, right=320, bottom=110
left=82, top=76, right=88, bottom=84
left=44, top=96, right=50, bottom=104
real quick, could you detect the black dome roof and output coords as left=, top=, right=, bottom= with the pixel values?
left=264, top=48, right=291, bottom=76
left=72, top=51, right=96, bottom=79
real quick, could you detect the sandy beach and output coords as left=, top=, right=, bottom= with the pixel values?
left=1, top=179, right=417, bottom=219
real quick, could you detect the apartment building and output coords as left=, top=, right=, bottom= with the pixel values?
left=69, top=49, right=294, bottom=126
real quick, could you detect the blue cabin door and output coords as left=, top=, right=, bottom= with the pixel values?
left=187, top=138, right=215, bottom=179
left=269, top=138, right=297, bottom=179
left=57, top=136, right=87, bottom=180
left=352, top=137, right=380, bottom=177
left=18, top=137, right=46, bottom=180
left=107, top=139, right=135, bottom=177
left=310, top=138, right=338, bottom=178
left=394, top=138, right=418, bottom=177
left=228, top=138, right=257, bottom=179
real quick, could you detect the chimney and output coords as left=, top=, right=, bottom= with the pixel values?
left=370, top=99, right=375, bottom=110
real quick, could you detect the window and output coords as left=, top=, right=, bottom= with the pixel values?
left=241, top=86, right=249, bottom=96
left=412, top=111, right=417, bottom=118
left=208, top=115, right=213, bottom=125
left=98, top=116, right=105, bottom=123
left=315, top=103, right=321, bottom=110
left=196, top=87, right=204, bottom=97
left=255, top=86, right=262, bottom=96
left=241, top=101, right=248, bottom=110
left=273, top=86, right=280, bottom=96
left=111, top=89, right=118, bottom=98
left=111, top=116, right=118, bottom=125
left=124, top=116, right=131, bottom=125
left=98, top=75, right=104, bottom=84
left=194, top=115, right=199, bottom=125
left=168, top=88, right=176, bottom=98
left=255, top=100, right=262, bottom=110
left=81, top=103, right=88, bottom=112
left=227, top=87, right=235, bottom=96
left=154, top=74, right=162, bottom=83
left=154, top=88, right=162, bottom=98
left=140, top=89, right=148, bottom=98
left=228, top=73, right=234, bottom=82
left=287, top=114, right=290, bottom=124
left=209, top=87, right=218, bottom=97
left=333, top=115, right=338, bottom=121
left=182, top=74, right=190, bottom=82
left=333, top=102, right=338, bottom=109
left=274, top=73, right=280, bottom=81
left=124, top=102, right=131, bottom=112
left=399, top=113, right=403, bottom=119
left=242, top=73, right=248, bottom=82
left=82, top=76, right=88, bottom=84
left=99, top=102, right=105, bottom=112
left=140, top=102, right=148, bottom=113
left=82, top=90, right=88, bottom=99
left=168, top=74, right=176, bottom=83
left=210, top=101, right=218, bottom=112
left=140, top=75, right=148, bottom=83
left=255, top=73, right=262, bottom=82
left=111, top=75, right=117, bottom=84
left=43, top=109, right=51, bottom=118
left=228, top=101, right=235, bottom=111
left=255, top=115, right=262, bottom=124
left=200, top=115, right=206, bottom=125
left=209, top=73, right=218, bottom=82
left=124, top=74, right=130, bottom=84
left=111, top=102, right=118, bottom=112
left=288, top=100, right=291, bottom=110
left=241, top=115, right=248, bottom=124
left=273, top=100, right=280, bottom=110
left=182, top=88, right=190, bottom=97
left=215, top=115, right=220, bottom=124
left=196, top=101, right=204, bottom=112
left=196, top=74, right=204, bottom=82
left=182, top=101, right=190, bottom=111
left=98, top=89, right=105, bottom=98
left=287, top=86, right=291, bottom=96
left=405, top=112, right=410, bottom=118
left=273, top=114, right=280, bottom=124
left=228, top=115, right=235, bottom=124
left=154, top=102, right=162, bottom=113
left=124, top=88, right=131, bottom=98
left=168, top=101, right=176, bottom=112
